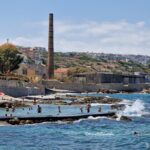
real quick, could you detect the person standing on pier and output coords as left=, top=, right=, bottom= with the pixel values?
left=80, top=107, right=83, bottom=113
left=11, top=105, right=15, bottom=112
left=33, top=98, right=37, bottom=105
left=37, top=105, right=42, bottom=113
left=98, top=106, right=102, bottom=112
left=58, top=106, right=61, bottom=113
left=86, top=104, right=91, bottom=113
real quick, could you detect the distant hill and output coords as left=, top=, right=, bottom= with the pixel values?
left=18, top=46, right=150, bottom=75
left=54, top=52, right=150, bottom=75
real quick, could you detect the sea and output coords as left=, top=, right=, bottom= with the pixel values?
left=0, top=93, right=150, bottom=150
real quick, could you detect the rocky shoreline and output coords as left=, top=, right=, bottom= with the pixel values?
left=0, top=112, right=132, bottom=125
left=0, top=94, right=133, bottom=125
left=46, top=95, right=122, bottom=106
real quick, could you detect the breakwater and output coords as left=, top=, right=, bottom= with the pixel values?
left=0, top=112, right=115, bottom=125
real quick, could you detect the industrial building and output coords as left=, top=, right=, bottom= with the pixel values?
left=73, top=72, right=146, bottom=84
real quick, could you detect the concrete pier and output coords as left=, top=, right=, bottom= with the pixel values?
left=0, top=112, right=115, bottom=125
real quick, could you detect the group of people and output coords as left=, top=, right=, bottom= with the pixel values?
left=4, top=102, right=103, bottom=117
left=5, top=104, right=16, bottom=117
left=37, top=104, right=102, bottom=114
left=37, top=105, right=61, bottom=114
left=5, top=104, right=15, bottom=112
left=80, top=104, right=102, bottom=113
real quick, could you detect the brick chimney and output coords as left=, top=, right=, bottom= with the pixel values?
left=47, top=13, right=54, bottom=79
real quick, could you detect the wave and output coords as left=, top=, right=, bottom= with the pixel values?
left=117, top=99, right=146, bottom=117
left=74, top=116, right=110, bottom=123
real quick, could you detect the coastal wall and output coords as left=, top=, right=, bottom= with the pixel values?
left=74, top=73, right=146, bottom=84
left=43, top=80, right=150, bottom=92
left=0, top=86, right=45, bottom=97
left=0, top=80, right=45, bottom=97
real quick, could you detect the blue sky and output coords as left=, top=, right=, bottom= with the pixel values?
left=0, top=0, right=150, bottom=55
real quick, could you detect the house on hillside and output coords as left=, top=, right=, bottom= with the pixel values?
left=54, top=68, right=69, bottom=80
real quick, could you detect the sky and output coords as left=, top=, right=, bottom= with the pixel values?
left=0, top=0, right=150, bottom=55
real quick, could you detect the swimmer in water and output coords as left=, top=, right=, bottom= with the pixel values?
left=133, top=131, right=139, bottom=136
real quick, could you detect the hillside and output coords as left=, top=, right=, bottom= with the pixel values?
left=18, top=46, right=150, bottom=75
left=54, top=52, right=150, bottom=75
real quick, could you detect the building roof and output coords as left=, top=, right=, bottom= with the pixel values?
left=54, top=68, right=69, bottom=74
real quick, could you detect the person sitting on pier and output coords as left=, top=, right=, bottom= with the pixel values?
left=37, top=105, right=42, bottom=113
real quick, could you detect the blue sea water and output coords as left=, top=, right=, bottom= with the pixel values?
left=0, top=93, right=150, bottom=150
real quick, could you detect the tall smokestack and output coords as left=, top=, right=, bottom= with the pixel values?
left=47, top=13, right=54, bottom=79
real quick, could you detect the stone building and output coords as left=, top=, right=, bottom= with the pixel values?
left=16, top=63, right=46, bottom=82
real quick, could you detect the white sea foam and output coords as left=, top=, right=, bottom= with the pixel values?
left=116, top=114, right=122, bottom=121
left=73, top=118, right=87, bottom=123
left=91, top=103, right=113, bottom=106
left=90, top=103, right=101, bottom=106
left=74, top=116, right=107, bottom=123
left=118, top=99, right=146, bottom=117
left=85, top=131, right=114, bottom=137
left=119, top=99, right=131, bottom=105
left=90, top=103, right=113, bottom=106
left=88, top=116, right=103, bottom=120
left=105, top=96, right=111, bottom=98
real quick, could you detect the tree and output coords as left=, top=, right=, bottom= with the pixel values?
left=0, top=43, right=23, bottom=74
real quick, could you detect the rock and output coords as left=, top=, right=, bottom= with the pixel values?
left=0, top=102, right=12, bottom=108
left=25, top=120, right=33, bottom=124
left=19, top=120, right=26, bottom=125
left=141, top=88, right=150, bottom=94
left=8, top=117, right=20, bottom=125
left=97, top=89, right=118, bottom=94
left=120, top=116, right=132, bottom=121
left=82, top=96, right=122, bottom=104
left=111, top=104, right=125, bottom=110
left=110, top=114, right=118, bottom=119
left=63, top=118, right=74, bottom=121
left=0, top=101, right=30, bottom=108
